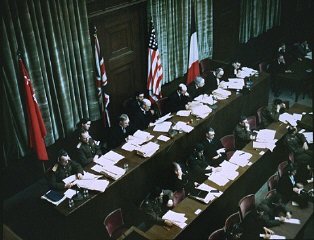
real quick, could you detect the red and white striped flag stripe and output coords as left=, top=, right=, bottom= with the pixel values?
left=147, top=20, right=163, bottom=103
left=186, top=3, right=200, bottom=85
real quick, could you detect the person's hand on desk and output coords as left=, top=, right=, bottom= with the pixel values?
left=93, top=155, right=99, bottom=162
left=65, top=182, right=76, bottom=189
left=286, top=211, right=292, bottom=219
left=76, top=173, right=83, bottom=179
left=164, top=219, right=173, bottom=227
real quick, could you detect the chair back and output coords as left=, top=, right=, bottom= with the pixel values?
left=220, top=134, right=235, bottom=151
left=155, top=97, right=169, bottom=116
left=173, top=189, right=186, bottom=207
left=208, top=228, right=225, bottom=240
left=104, top=208, right=124, bottom=238
left=238, top=194, right=255, bottom=221
left=278, top=161, right=288, bottom=177
left=267, top=173, right=279, bottom=191
left=265, top=189, right=277, bottom=199
left=200, top=58, right=212, bottom=75
left=247, top=115, right=257, bottom=130
left=256, top=106, right=264, bottom=126
left=224, top=212, right=240, bottom=232
left=258, top=62, right=269, bottom=73
left=288, top=152, right=295, bottom=164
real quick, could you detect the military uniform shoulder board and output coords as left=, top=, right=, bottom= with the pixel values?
left=52, top=164, right=58, bottom=172
left=77, top=142, right=82, bottom=148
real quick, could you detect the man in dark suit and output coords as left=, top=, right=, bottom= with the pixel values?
left=203, top=127, right=225, bottom=167
left=204, top=67, right=225, bottom=92
left=126, top=91, right=145, bottom=117
left=225, top=61, right=242, bottom=79
left=187, top=76, right=205, bottom=99
left=108, top=114, right=136, bottom=149
left=130, top=98, right=156, bottom=130
left=167, top=83, right=190, bottom=113
left=260, top=99, right=287, bottom=128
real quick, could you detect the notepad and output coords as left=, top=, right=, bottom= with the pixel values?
left=45, top=190, right=64, bottom=202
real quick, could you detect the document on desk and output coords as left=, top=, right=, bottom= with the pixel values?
left=253, top=141, right=276, bottom=152
left=236, top=67, right=258, bottom=78
left=64, top=189, right=76, bottom=198
left=63, top=175, right=77, bottom=184
left=225, top=78, right=245, bottom=90
left=190, top=104, right=212, bottom=119
left=207, top=172, right=230, bottom=186
left=95, top=151, right=125, bottom=166
left=74, top=179, right=110, bottom=192
left=41, top=190, right=66, bottom=206
left=121, top=142, right=137, bottom=152
left=162, top=210, right=187, bottom=229
left=153, top=121, right=172, bottom=132
left=196, top=183, right=223, bottom=198
left=172, top=121, right=194, bottom=133
left=260, top=234, right=286, bottom=239
left=220, top=160, right=239, bottom=172
left=176, top=110, right=191, bottom=117
left=279, top=113, right=298, bottom=126
left=275, top=217, right=301, bottom=224
left=157, top=135, right=170, bottom=142
left=256, top=129, right=276, bottom=142
left=91, top=164, right=126, bottom=180
left=153, top=113, right=172, bottom=125
left=228, top=150, right=252, bottom=167
left=302, top=132, right=313, bottom=144
left=194, top=94, right=217, bottom=105
left=212, top=88, right=231, bottom=100
left=81, top=171, right=102, bottom=180
left=136, top=142, right=159, bottom=157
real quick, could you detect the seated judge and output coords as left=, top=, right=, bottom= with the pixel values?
left=167, top=83, right=190, bottom=113
left=108, top=114, right=136, bottom=149
left=76, top=130, right=103, bottom=167
left=234, top=116, right=256, bottom=149
left=187, top=76, right=205, bottom=99
left=205, top=67, right=225, bottom=92
left=226, top=60, right=242, bottom=78
left=203, top=127, right=226, bottom=167
left=126, top=91, right=145, bottom=116
left=130, top=98, right=156, bottom=130
left=48, top=149, right=83, bottom=190
left=260, top=99, right=287, bottom=128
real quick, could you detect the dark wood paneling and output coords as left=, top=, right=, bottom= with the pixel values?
left=89, top=2, right=147, bottom=119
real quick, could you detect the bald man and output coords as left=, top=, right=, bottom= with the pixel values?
left=130, top=98, right=156, bottom=130
left=168, top=83, right=190, bottom=113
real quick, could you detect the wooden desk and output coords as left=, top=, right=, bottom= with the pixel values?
left=289, top=103, right=313, bottom=131
left=38, top=72, right=270, bottom=239
left=145, top=103, right=312, bottom=240
left=117, top=226, right=151, bottom=240
left=276, top=58, right=312, bottom=102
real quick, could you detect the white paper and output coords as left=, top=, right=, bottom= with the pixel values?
left=176, top=110, right=191, bottom=116
left=63, top=175, right=77, bottom=184
left=162, top=210, right=187, bottom=228
left=208, top=172, right=230, bottom=186
left=41, top=190, right=66, bottom=206
left=195, top=209, right=202, bottom=215
left=190, top=104, right=212, bottom=119
left=172, top=121, right=194, bottom=133
left=292, top=113, right=302, bottom=121
left=236, top=67, right=258, bottom=78
left=302, top=132, right=313, bottom=144
left=194, top=94, right=217, bottom=105
left=81, top=171, right=102, bottom=180
left=228, top=150, right=252, bottom=167
left=64, top=189, right=76, bottom=198
left=157, top=135, right=170, bottom=142
left=220, top=160, right=239, bottom=172
left=136, top=142, right=159, bottom=157
left=253, top=141, right=276, bottom=152
left=212, top=88, right=231, bottom=100
left=153, top=121, right=172, bottom=132
left=95, top=151, right=124, bottom=166
left=256, top=129, right=276, bottom=142
left=260, top=234, right=286, bottom=239
left=275, top=217, right=301, bottom=224
left=91, top=164, right=125, bottom=180
left=279, top=113, right=298, bottom=126
left=225, top=78, right=245, bottom=90
left=121, top=142, right=138, bottom=152
left=153, top=113, right=172, bottom=125
left=74, top=179, right=109, bottom=192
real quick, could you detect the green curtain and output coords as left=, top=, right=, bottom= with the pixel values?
left=1, top=0, right=99, bottom=166
left=239, top=0, right=281, bottom=43
left=147, top=0, right=213, bottom=84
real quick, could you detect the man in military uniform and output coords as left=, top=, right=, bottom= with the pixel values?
left=76, top=130, right=103, bottom=167
left=260, top=99, right=286, bottom=128
left=234, top=116, right=256, bottom=149
left=48, top=149, right=83, bottom=190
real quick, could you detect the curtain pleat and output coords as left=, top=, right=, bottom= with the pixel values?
left=1, top=0, right=99, bottom=166
left=239, top=0, right=281, bottom=43
left=148, top=0, right=213, bottom=84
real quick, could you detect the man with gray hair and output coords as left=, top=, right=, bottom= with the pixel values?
left=131, top=98, right=156, bottom=130
left=187, top=76, right=205, bottom=98
left=168, top=83, right=190, bottom=113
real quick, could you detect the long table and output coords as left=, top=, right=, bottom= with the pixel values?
left=38, top=72, right=270, bottom=239
left=145, top=103, right=313, bottom=240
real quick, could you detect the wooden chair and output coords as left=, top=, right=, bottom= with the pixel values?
left=220, top=134, right=235, bottom=151
left=267, top=173, right=279, bottom=191
left=238, top=194, right=255, bottom=221
left=256, top=106, right=265, bottom=127
left=155, top=97, right=169, bottom=116
left=200, top=58, right=212, bottom=75
left=173, top=189, right=186, bottom=207
left=208, top=228, right=225, bottom=240
left=224, top=212, right=241, bottom=233
left=278, top=161, right=289, bottom=177
left=265, top=189, right=277, bottom=199
left=104, top=208, right=127, bottom=239
left=247, top=115, right=257, bottom=130
left=258, top=62, right=269, bottom=73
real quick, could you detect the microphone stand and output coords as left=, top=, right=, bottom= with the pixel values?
left=72, top=186, right=84, bottom=201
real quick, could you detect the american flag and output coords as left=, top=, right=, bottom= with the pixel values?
left=147, top=20, right=163, bottom=103
left=94, top=29, right=111, bottom=127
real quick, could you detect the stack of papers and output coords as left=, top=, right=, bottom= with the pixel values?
left=207, top=172, right=230, bottom=186
left=157, top=135, right=170, bottom=142
left=190, top=104, right=212, bottom=119
left=95, top=151, right=125, bottom=165
left=212, top=88, right=231, bottom=100
left=153, top=113, right=172, bottom=125
left=121, top=130, right=154, bottom=151
left=74, top=179, right=109, bottom=192
left=279, top=112, right=302, bottom=126
left=91, top=164, right=126, bottom=180
left=229, top=150, right=252, bottom=167
left=302, top=132, right=313, bottom=144
left=260, top=234, right=286, bottom=239
left=236, top=67, right=258, bottom=78
left=153, top=121, right=172, bottom=133
left=136, top=141, right=159, bottom=157
left=253, top=129, right=277, bottom=152
left=162, top=210, right=187, bottom=229
left=193, top=183, right=223, bottom=203
left=225, top=78, right=245, bottom=90
left=176, top=110, right=191, bottom=117
left=275, top=217, right=300, bottom=224
left=172, top=121, right=194, bottom=133
left=194, top=94, right=217, bottom=105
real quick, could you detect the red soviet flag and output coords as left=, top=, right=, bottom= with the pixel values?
left=19, top=58, right=48, bottom=161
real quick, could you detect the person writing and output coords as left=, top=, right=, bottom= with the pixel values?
left=48, top=149, right=83, bottom=190
left=234, top=116, right=256, bottom=149
left=260, top=99, right=287, bottom=128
